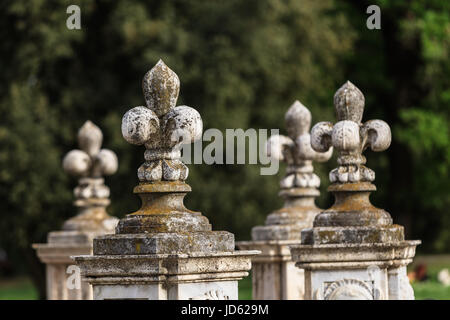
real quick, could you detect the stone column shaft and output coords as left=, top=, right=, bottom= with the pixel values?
left=238, top=101, right=332, bottom=300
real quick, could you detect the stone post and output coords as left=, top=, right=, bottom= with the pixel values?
left=33, top=121, right=119, bottom=300
left=290, top=81, right=420, bottom=300
left=237, top=101, right=332, bottom=300
left=73, top=60, right=259, bottom=300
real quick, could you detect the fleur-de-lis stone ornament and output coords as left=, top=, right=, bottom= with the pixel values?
left=267, top=100, right=333, bottom=189
left=111, top=59, right=226, bottom=242
left=62, top=121, right=118, bottom=232
left=251, top=101, right=333, bottom=240
left=122, top=59, right=202, bottom=182
left=290, top=82, right=420, bottom=300
left=302, top=81, right=403, bottom=244
left=310, top=81, right=391, bottom=184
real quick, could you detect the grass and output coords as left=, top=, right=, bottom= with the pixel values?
left=238, top=274, right=252, bottom=300
left=0, top=277, right=38, bottom=300
left=409, top=254, right=450, bottom=300
left=1, top=255, right=449, bottom=300
left=413, top=281, right=450, bottom=300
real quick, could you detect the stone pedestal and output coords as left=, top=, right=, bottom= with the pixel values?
left=291, top=242, right=419, bottom=299
left=237, top=191, right=320, bottom=300
left=33, top=206, right=119, bottom=300
left=75, top=182, right=258, bottom=300
left=238, top=240, right=304, bottom=300
left=33, top=121, right=119, bottom=300
left=290, top=81, right=420, bottom=300
left=237, top=101, right=332, bottom=300
left=77, top=251, right=253, bottom=300
left=33, top=231, right=97, bottom=299
left=74, top=60, right=258, bottom=300
left=291, top=182, right=421, bottom=300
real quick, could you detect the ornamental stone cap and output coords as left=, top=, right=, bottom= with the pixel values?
left=121, top=60, right=202, bottom=182
left=266, top=100, right=333, bottom=190
left=249, top=101, right=333, bottom=241
left=62, top=121, right=118, bottom=205
left=61, top=121, right=118, bottom=232
left=310, top=81, right=391, bottom=184
left=101, top=60, right=241, bottom=254
left=300, top=82, right=405, bottom=245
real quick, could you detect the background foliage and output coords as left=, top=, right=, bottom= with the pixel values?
left=0, top=0, right=448, bottom=298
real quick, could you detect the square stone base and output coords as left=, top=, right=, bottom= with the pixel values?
left=93, top=281, right=238, bottom=300
left=33, top=230, right=95, bottom=300
left=290, top=241, right=420, bottom=300
left=74, top=250, right=259, bottom=300
left=237, top=240, right=304, bottom=300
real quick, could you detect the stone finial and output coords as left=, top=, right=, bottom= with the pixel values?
left=310, top=81, right=391, bottom=183
left=290, top=82, right=420, bottom=302
left=303, top=81, right=397, bottom=237
left=61, top=121, right=118, bottom=231
left=73, top=61, right=259, bottom=301
left=266, top=100, right=333, bottom=189
left=250, top=101, right=333, bottom=241
left=114, top=60, right=205, bottom=235
left=63, top=121, right=118, bottom=204
left=121, top=60, right=202, bottom=182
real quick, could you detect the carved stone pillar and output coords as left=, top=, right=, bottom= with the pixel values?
left=33, top=121, right=119, bottom=299
left=290, top=81, right=420, bottom=300
left=237, top=101, right=332, bottom=299
left=74, top=60, right=258, bottom=300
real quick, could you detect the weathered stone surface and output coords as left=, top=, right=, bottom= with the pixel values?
left=33, top=121, right=119, bottom=300
left=75, top=251, right=256, bottom=278
left=74, top=251, right=258, bottom=300
left=93, top=231, right=234, bottom=255
left=74, top=60, right=258, bottom=300
left=290, top=241, right=420, bottom=267
left=121, top=60, right=202, bottom=182
left=93, top=281, right=238, bottom=300
left=301, top=225, right=404, bottom=245
left=303, top=84, right=399, bottom=243
left=116, top=212, right=212, bottom=234
left=290, top=241, right=419, bottom=300
left=311, top=81, right=391, bottom=184
left=290, top=81, right=420, bottom=300
left=142, top=59, right=180, bottom=117
left=238, top=240, right=305, bottom=299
